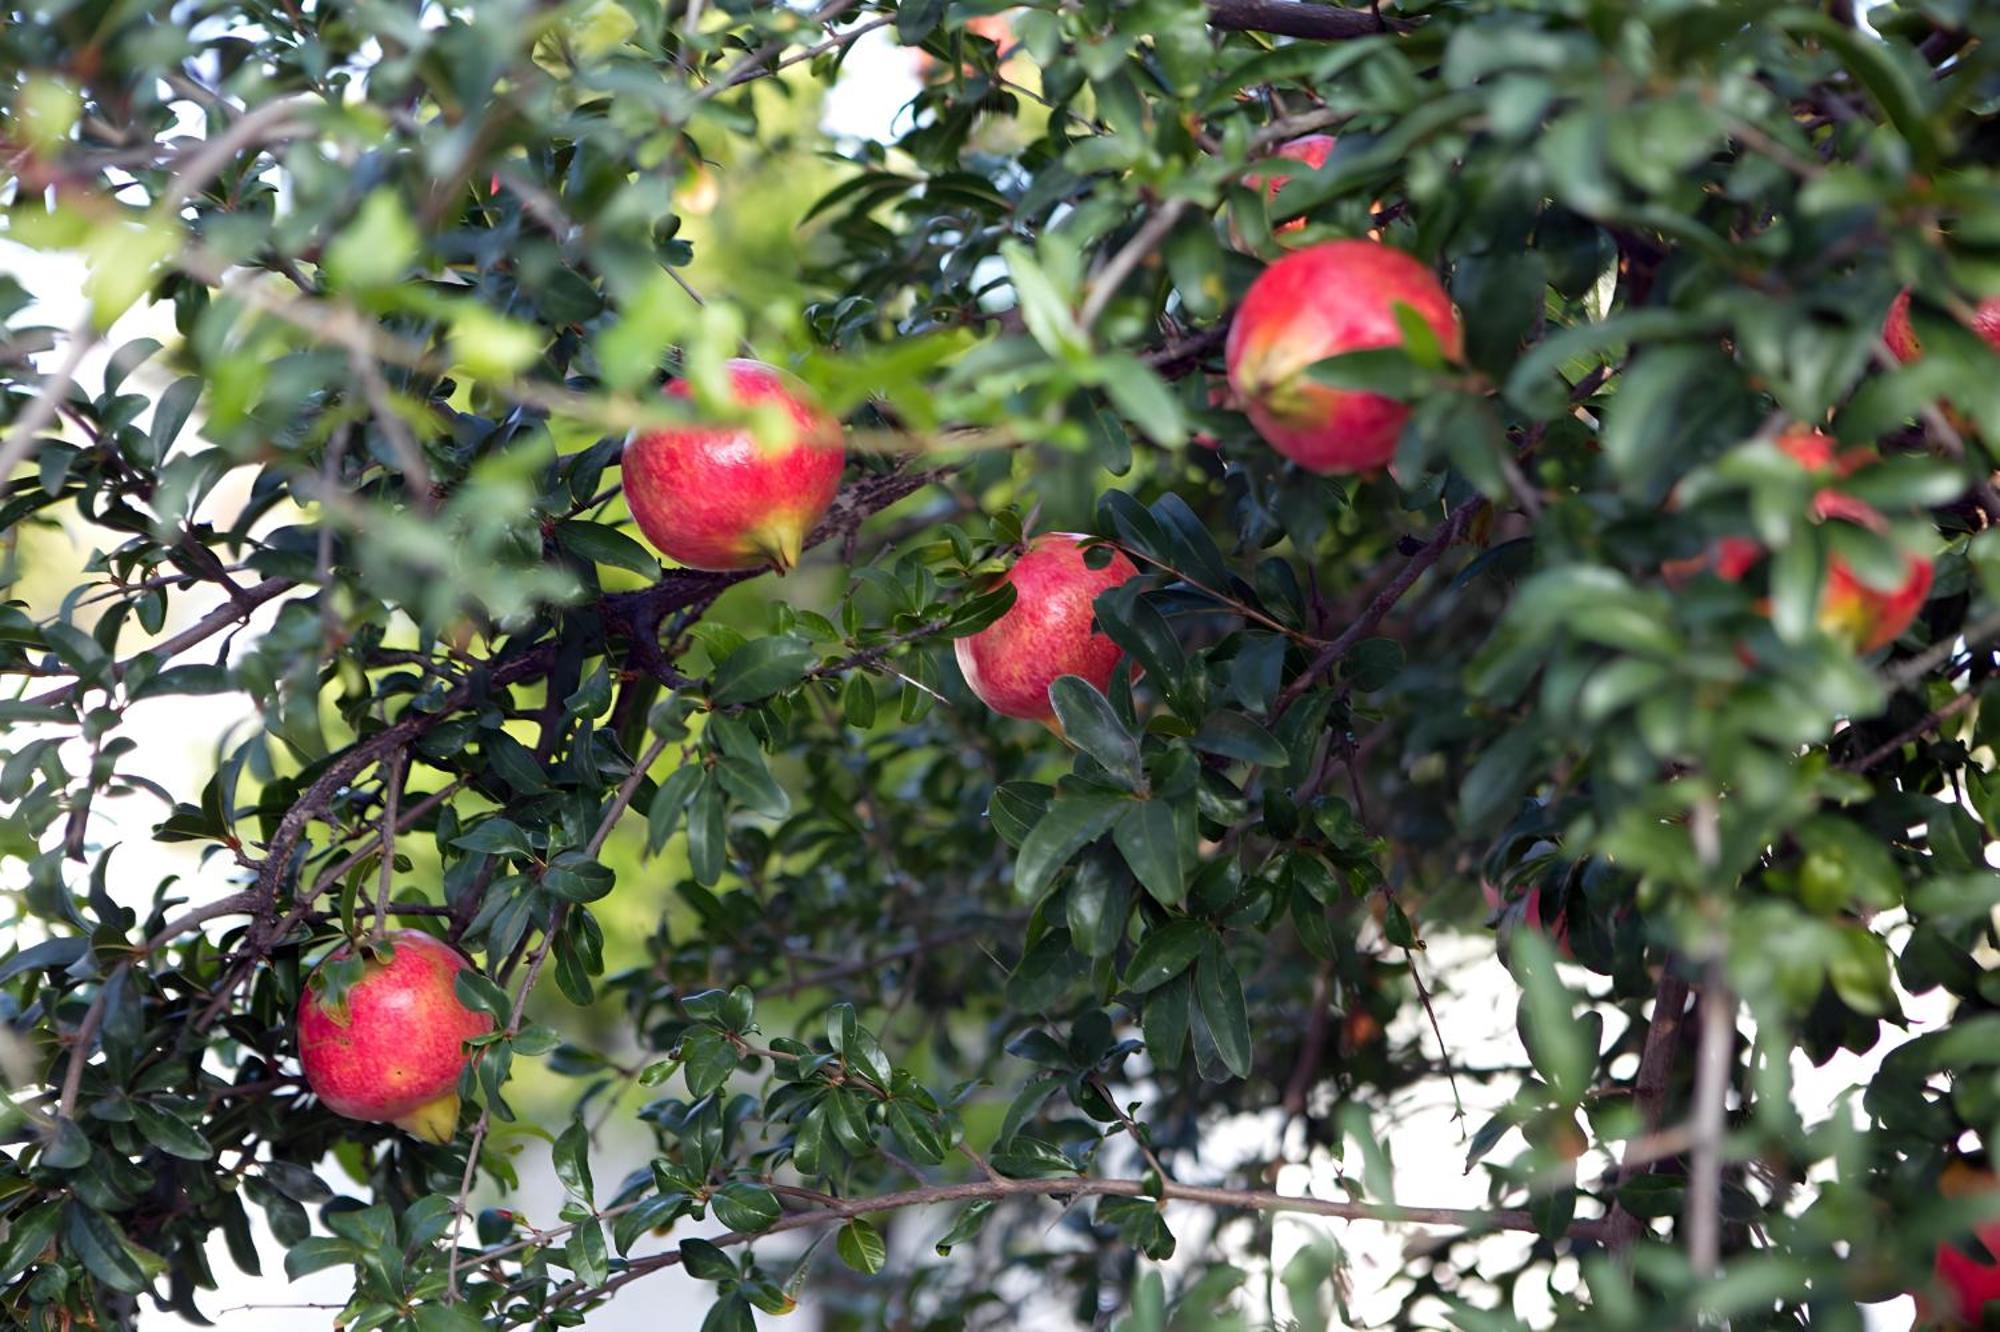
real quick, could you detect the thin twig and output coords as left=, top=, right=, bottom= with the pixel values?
left=1079, top=198, right=1194, bottom=331
left=0, top=312, right=96, bottom=488
left=160, top=97, right=314, bottom=213
left=1685, top=958, right=1734, bottom=1281
left=1090, top=1076, right=1171, bottom=1183
left=348, top=346, right=435, bottom=508
left=692, top=0, right=863, bottom=101
left=26, top=577, right=295, bottom=707
left=1844, top=687, right=1978, bottom=772
left=55, top=962, right=123, bottom=1125
left=1274, top=499, right=1485, bottom=715
left=1204, top=0, right=1407, bottom=40
left=446, top=730, right=672, bottom=1302
left=1113, top=541, right=1328, bottom=646
left=313, top=777, right=469, bottom=895
left=372, top=751, right=404, bottom=940
left=1884, top=608, right=2000, bottom=691
left=444, top=1115, right=490, bottom=1303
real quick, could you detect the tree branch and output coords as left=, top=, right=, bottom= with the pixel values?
left=26, top=576, right=296, bottom=707
left=1685, top=960, right=1734, bottom=1281
left=1204, top=0, right=1405, bottom=40
left=250, top=642, right=558, bottom=914
left=1606, top=970, right=1690, bottom=1249
left=1844, top=687, right=1978, bottom=773
left=529, top=1173, right=1613, bottom=1322
left=1080, top=198, right=1194, bottom=331
left=1274, top=498, right=1486, bottom=715
left=448, top=729, right=673, bottom=1302
left=0, top=312, right=96, bottom=493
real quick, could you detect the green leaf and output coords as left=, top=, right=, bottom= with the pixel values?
left=680, top=1027, right=740, bottom=1098
left=552, top=1118, right=594, bottom=1202
left=566, top=1218, right=608, bottom=1287
left=990, top=781, right=1052, bottom=848
left=1001, top=240, right=1086, bottom=360
left=1510, top=930, right=1590, bottom=1103
left=414, top=1305, right=490, bottom=1332
left=556, top=520, right=661, bottom=578
left=1343, top=638, right=1406, bottom=692
left=688, top=776, right=726, bottom=886
left=888, top=1100, right=949, bottom=1165
left=1114, top=799, right=1185, bottom=906
left=842, top=670, right=877, bottom=727
left=1193, top=937, right=1252, bottom=1080
left=1049, top=676, right=1142, bottom=788
left=646, top=764, right=703, bottom=853
left=261, top=1161, right=333, bottom=1203
left=130, top=1103, right=213, bottom=1161
left=452, top=817, right=532, bottom=858
left=454, top=968, right=511, bottom=1020
left=714, top=752, right=791, bottom=819
left=837, top=1219, right=888, bottom=1274
left=989, top=1135, right=1080, bottom=1178
left=711, top=1181, right=781, bottom=1233
left=934, top=1199, right=994, bottom=1256
left=1306, top=345, right=1428, bottom=399
left=679, top=1236, right=738, bottom=1282
left=1095, top=353, right=1187, bottom=446
left=42, top=1117, right=91, bottom=1170
left=1192, top=711, right=1288, bottom=766
left=326, top=190, right=420, bottom=290
left=1014, top=795, right=1125, bottom=900
left=281, top=1235, right=355, bottom=1281
left=710, top=634, right=815, bottom=706
left=1122, top=920, right=1205, bottom=993
left=1066, top=848, right=1134, bottom=959
left=64, top=1203, right=154, bottom=1293
left=701, top=1294, right=758, bottom=1332
left=541, top=850, right=615, bottom=903
left=484, top=730, right=549, bottom=794
left=0, top=1202, right=61, bottom=1285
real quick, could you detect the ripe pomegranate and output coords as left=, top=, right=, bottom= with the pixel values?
left=1919, top=1163, right=2000, bottom=1327
left=1246, top=133, right=1336, bottom=236
left=1225, top=240, right=1462, bottom=474
left=623, top=359, right=846, bottom=573
left=955, top=533, right=1140, bottom=726
left=1663, top=427, right=1931, bottom=654
left=1883, top=288, right=2000, bottom=363
left=298, top=930, right=493, bottom=1143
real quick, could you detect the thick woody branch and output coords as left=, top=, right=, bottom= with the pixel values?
left=250, top=641, right=558, bottom=911
left=600, top=465, right=945, bottom=684
left=1205, top=0, right=1406, bottom=40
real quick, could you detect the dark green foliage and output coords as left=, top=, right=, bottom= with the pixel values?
left=6, top=0, right=2000, bottom=1330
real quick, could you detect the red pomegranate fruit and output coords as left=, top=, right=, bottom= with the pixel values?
left=1225, top=240, right=1462, bottom=474
left=1883, top=288, right=2000, bottom=364
left=1918, top=1163, right=2000, bottom=1327
left=955, top=533, right=1140, bottom=726
left=297, top=929, right=493, bottom=1144
left=1663, top=427, right=1932, bottom=654
left=623, top=359, right=846, bottom=573
left=1246, top=133, right=1336, bottom=235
